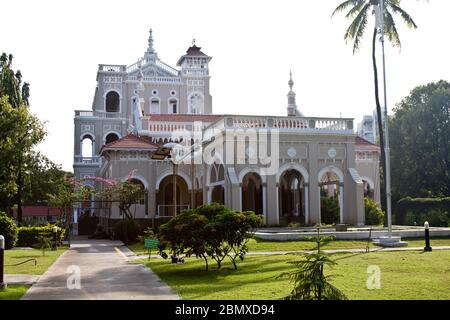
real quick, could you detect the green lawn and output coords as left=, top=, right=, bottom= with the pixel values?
left=138, top=250, right=450, bottom=300
left=127, top=237, right=450, bottom=256
left=4, top=247, right=68, bottom=275
left=0, top=285, right=31, bottom=300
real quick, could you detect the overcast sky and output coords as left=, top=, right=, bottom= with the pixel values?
left=1, top=0, right=448, bottom=172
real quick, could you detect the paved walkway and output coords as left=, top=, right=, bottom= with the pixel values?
left=132, top=245, right=450, bottom=260
left=21, top=238, right=179, bottom=300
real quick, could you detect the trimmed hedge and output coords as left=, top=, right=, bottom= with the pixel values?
left=17, top=225, right=66, bottom=248
left=395, top=197, right=450, bottom=225
left=0, top=211, right=18, bottom=249
left=113, top=219, right=141, bottom=244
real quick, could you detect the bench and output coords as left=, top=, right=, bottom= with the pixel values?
left=144, top=238, right=160, bottom=259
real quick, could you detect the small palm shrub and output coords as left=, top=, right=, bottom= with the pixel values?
left=364, top=197, right=385, bottom=225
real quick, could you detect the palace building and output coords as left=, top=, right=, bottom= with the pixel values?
left=73, top=29, right=380, bottom=233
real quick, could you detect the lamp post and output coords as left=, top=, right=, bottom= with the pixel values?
left=0, top=235, right=6, bottom=290
left=52, top=225, right=58, bottom=251
left=424, top=221, right=432, bottom=252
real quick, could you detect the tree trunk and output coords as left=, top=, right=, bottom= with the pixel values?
left=372, top=27, right=387, bottom=213
left=16, top=153, right=23, bottom=224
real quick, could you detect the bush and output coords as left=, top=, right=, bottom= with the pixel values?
left=364, top=198, right=385, bottom=225
left=396, top=197, right=450, bottom=224
left=404, top=209, right=449, bottom=227
left=158, top=203, right=263, bottom=270
left=17, top=225, right=66, bottom=248
left=113, top=219, right=141, bottom=244
left=0, top=211, right=18, bottom=249
left=320, top=197, right=340, bottom=225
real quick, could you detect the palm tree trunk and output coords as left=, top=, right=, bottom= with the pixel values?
left=372, top=27, right=387, bottom=213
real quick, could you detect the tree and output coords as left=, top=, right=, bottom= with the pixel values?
left=332, top=0, right=417, bottom=211
left=0, top=53, right=30, bottom=108
left=390, top=80, right=450, bottom=203
left=279, top=227, right=347, bottom=300
left=0, top=96, right=46, bottom=220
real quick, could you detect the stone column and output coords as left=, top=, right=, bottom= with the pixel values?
left=266, top=174, right=278, bottom=225
left=308, top=143, right=320, bottom=225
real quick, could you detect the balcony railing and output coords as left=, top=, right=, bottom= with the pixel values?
left=98, top=64, right=126, bottom=73
left=74, top=156, right=102, bottom=165
left=75, top=110, right=124, bottom=119
left=205, top=115, right=354, bottom=134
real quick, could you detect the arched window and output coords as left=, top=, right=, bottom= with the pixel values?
left=169, top=98, right=178, bottom=114
left=105, top=91, right=120, bottom=112
left=189, top=92, right=203, bottom=114
left=81, top=135, right=94, bottom=158
left=150, top=98, right=160, bottom=114
left=105, top=133, right=119, bottom=145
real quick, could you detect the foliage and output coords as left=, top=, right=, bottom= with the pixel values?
left=364, top=197, right=385, bottom=225
left=279, top=227, right=347, bottom=300
left=404, top=209, right=449, bottom=228
left=390, top=81, right=450, bottom=204
left=0, top=211, right=18, bottom=249
left=0, top=53, right=30, bottom=108
left=17, top=225, right=65, bottom=247
left=113, top=219, right=141, bottom=244
left=158, top=203, right=263, bottom=270
left=36, top=233, right=52, bottom=256
left=320, top=197, right=340, bottom=225
left=95, top=180, right=146, bottom=220
left=395, top=196, right=450, bottom=225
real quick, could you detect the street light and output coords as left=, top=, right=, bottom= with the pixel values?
left=52, top=225, right=58, bottom=251
left=0, top=235, right=6, bottom=290
left=424, top=221, right=432, bottom=252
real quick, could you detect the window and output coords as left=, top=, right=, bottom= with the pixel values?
left=105, top=133, right=119, bottom=145
left=189, top=92, right=203, bottom=114
left=170, top=99, right=178, bottom=114
left=150, top=98, right=160, bottom=114
left=81, top=135, right=94, bottom=157
left=105, top=91, right=120, bottom=112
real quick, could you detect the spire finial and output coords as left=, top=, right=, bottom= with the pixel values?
left=148, top=28, right=154, bottom=53
left=288, top=70, right=294, bottom=91
left=192, top=36, right=196, bottom=46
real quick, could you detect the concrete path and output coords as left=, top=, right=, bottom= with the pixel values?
left=5, top=274, right=40, bottom=285
left=21, top=238, right=179, bottom=300
left=132, top=245, right=450, bottom=260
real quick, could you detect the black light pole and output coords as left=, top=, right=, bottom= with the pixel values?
left=0, top=235, right=6, bottom=290
left=424, top=221, right=432, bottom=252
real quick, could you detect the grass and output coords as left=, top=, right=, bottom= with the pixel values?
left=0, top=285, right=31, bottom=300
left=127, top=237, right=450, bottom=256
left=4, top=247, right=68, bottom=275
left=138, top=250, right=450, bottom=300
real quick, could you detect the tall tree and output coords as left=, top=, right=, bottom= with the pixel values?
left=390, top=80, right=450, bottom=203
left=332, top=0, right=417, bottom=211
left=0, top=53, right=30, bottom=108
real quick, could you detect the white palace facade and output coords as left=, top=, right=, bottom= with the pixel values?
left=73, top=29, right=380, bottom=231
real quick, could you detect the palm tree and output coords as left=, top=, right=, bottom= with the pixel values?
left=332, top=0, right=417, bottom=211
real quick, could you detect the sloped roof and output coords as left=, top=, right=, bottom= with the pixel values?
left=355, top=136, right=379, bottom=151
left=12, top=206, right=61, bottom=217
left=145, top=114, right=222, bottom=122
left=101, top=134, right=159, bottom=154
left=177, top=45, right=211, bottom=65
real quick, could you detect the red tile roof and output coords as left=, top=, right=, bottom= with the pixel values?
left=355, top=136, right=380, bottom=151
left=101, top=134, right=159, bottom=154
left=12, top=206, right=61, bottom=217
left=177, top=45, right=210, bottom=65
left=144, top=114, right=222, bottom=122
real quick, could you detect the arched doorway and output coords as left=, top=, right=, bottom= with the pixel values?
left=362, top=179, right=374, bottom=199
left=279, top=169, right=305, bottom=225
left=209, top=164, right=225, bottom=205
left=105, top=91, right=120, bottom=112
left=81, top=134, right=94, bottom=158
left=156, top=175, right=189, bottom=217
left=318, top=169, right=343, bottom=225
left=241, top=172, right=263, bottom=215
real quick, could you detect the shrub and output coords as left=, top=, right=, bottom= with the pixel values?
left=0, top=211, right=18, bottom=249
left=17, top=225, right=65, bottom=248
left=403, top=209, right=449, bottom=227
left=396, top=197, right=450, bottom=224
left=158, top=203, right=263, bottom=270
left=113, top=219, right=141, bottom=244
left=364, top=198, right=385, bottom=225
left=320, top=197, right=340, bottom=225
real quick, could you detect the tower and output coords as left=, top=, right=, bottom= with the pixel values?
left=177, top=39, right=213, bottom=114
left=287, top=71, right=303, bottom=117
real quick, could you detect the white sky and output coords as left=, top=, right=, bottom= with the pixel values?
left=1, top=0, right=448, bottom=172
